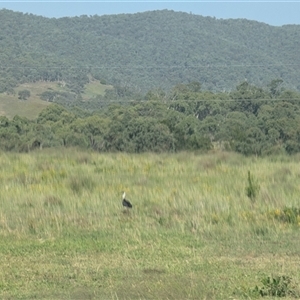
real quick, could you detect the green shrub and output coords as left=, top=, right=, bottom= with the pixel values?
left=271, top=206, right=300, bottom=225
left=254, top=275, right=299, bottom=297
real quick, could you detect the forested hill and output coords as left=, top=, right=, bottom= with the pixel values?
left=1, top=9, right=300, bottom=93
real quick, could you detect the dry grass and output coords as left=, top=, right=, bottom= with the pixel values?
left=0, top=149, right=300, bottom=299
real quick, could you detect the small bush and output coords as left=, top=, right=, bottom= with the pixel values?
left=280, top=206, right=300, bottom=224
left=270, top=206, right=300, bottom=225
left=254, top=275, right=299, bottom=298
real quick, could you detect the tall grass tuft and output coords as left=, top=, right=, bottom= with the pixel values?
left=69, top=174, right=96, bottom=195
left=44, top=195, right=63, bottom=208
left=246, top=170, right=260, bottom=202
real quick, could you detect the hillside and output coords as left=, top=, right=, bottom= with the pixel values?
left=0, top=9, right=300, bottom=94
left=0, top=80, right=111, bottom=119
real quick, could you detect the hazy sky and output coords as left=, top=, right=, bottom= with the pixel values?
left=0, top=1, right=299, bottom=26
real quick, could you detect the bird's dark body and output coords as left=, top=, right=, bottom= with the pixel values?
left=122, top=198, right=132, bottom=208
left=122, top=192, right=132, bottom=208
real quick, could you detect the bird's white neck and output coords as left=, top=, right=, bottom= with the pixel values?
left=122, top=192, right=126, bottom=199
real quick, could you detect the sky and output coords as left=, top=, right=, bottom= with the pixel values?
left=0, top=1, right=299, bottom=26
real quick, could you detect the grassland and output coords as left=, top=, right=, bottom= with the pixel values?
left=0, top=86, right=50, bottom=120
left=0, top=80, right=111, bottom=119
left=0, top=149, right=300, bottom=299
left=82, top=78, right=112, bottom=101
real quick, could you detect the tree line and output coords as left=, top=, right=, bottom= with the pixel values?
left=1, top=80, right=300, bottom=155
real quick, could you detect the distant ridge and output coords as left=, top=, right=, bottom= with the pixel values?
left=0, top=9, right=300, bottom=93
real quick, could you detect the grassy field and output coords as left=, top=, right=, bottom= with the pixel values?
left=0, top=87, right=50, bottom=120
left=0, top=80, right=111, bottom=119
left=0, top=149, right=300, bottom=299
left=82, top=78, right=112, bottom=101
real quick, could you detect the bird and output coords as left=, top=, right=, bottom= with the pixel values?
left=122, top=192, right=132, bottom=209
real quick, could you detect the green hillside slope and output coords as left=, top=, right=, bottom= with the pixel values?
left=0, top=9, right=300, bottom=93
